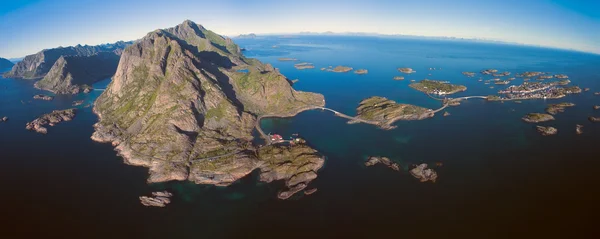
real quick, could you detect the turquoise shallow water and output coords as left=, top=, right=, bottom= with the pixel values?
left=1, top=36, right=600, bottom=238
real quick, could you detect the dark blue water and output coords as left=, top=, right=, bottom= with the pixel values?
left=2, top=36, right=600, bottom=238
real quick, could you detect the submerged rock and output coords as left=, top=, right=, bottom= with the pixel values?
left=536, top=126, right=557, bottom=136
left=304, top=188, right=318, bottom=195
left=410, top=164, right=438, bottom=183
left=25, top=109, right=76, bottom=134
left=393, top=76, right=405, bottom=81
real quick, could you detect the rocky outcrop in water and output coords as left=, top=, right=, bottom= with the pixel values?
left=536, top=126, right=557, bottom=136
left=365, top=156, right=401, bottom=171
left=26, top=109, right=76, bottom=134
left=34, top=52, right=121, bottom=94
left=410, top=163, right=438, bottom=182
left=0, top=116, right=8, bottom=122
left=91, top=20, right=324, bottom=195
left=0, top=57, right=14, bottom=69
left=576, top=124, right=583, bottom=135
left=33, top=94, right=53, bottom=101
left=589, top=117, right=600, bottom=123
left=139, top=191, right=173, bottom=207
left=398, top=68, right=415, bottom=74
left=4, top=41, right=131, bottom=80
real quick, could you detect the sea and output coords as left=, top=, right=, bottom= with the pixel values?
left=1, top=36, right=600, bottom=238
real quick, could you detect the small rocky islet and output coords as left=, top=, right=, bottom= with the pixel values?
left=294, top=62, right=315, bottom=70
left=398, top=67, right=416, bottom=74
left=353, top=69, right=368, bottom=74
left=33, top=94, right=54, bottom=101
left=139, top=191, right=173, bottom=207
left=26, top=109, right=77, bottom=134
left=536, top=126, right=558, bottom=136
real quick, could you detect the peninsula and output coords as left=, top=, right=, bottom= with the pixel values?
left=91, top=20, right=325, bottom=199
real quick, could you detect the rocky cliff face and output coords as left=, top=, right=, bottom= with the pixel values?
left=0, top=57, right=14, bottom=69
left=34, top=52, right=121, bottom=94
left=3, top=41, right=131, bottom=79
left=92, top=20, right=324, bottom=192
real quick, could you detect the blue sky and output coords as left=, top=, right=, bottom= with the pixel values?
left=1, top=0, right=599, bottom=58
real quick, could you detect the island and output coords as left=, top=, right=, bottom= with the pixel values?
left=443, top=111, right=451, bottom=117
left=294, top=62, right=315, bottom=70
left=278, top=58, right=298, bottom=61
left=0, top=116, right=8, bottom=122
left=352, top=96, right=434, bottom=130
left=536, top=126, right=557, bottom=136
left=398, top=68, right=416, bottom=74
left=410, top=164, right=438, bottom=182
left=354, top=69, right=368, bottom=75
left=462, top=72, right=475, bottom=77
left=33, top=94, right=53, bottom=101
left=409, top=79, right=467, bottom=95
left=91, top=20, right=326, bottom=200
left=326, top=66, right=353, bottom=73
left=492, top=71, right=511, bottom=77
left=494, top=82, right=582, bottom=101
left=26, top=109, right=76, bottom=134
left=594, top=105, right=600, bottom=110
left=589, top=117, right=600, bottom=123
left=545, top=102, right=575, bottom=115
left=554, top=74, right=569, bottom=79
left=516, top=72, right=544, bottom=78
left=393, top=76, right=405, bottom=81
left=495, top=80, right=510, bottom=85
left=522, top=113, right=555, bottom=123
left=481, top=69, right=498, bottom=75
left=72, top=100, right=84, bottom=106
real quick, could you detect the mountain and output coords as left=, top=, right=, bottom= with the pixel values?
left=91, top=20, right=324, bottom=195
left=34, top=52, right=121, bottom=94
left=0, top=57, right=14, bottom=69
left=236, top=33, right=257, bottom=38
left=3, top=41, right=132, bottom=79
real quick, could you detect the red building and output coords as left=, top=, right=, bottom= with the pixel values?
left=270, top=134, right=283, bottom=141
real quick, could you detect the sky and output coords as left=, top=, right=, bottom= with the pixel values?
left=1, top=0, right=599, bottom=58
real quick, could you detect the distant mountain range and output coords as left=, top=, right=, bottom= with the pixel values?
left=3, top=41, right=132, bottom=94
left=0, top=57, right=14, bottom=69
